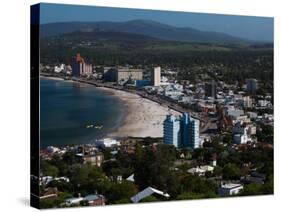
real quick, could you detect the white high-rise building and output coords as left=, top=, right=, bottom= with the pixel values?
left=151, top=67, right=161, bottom=86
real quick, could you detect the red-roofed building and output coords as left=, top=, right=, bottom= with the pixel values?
left=71, top=53, right=92, bottom=77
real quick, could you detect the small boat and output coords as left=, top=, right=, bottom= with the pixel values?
left=94, top=125, right=103, bottom=129
left=85, top=124, right=94, bottom=129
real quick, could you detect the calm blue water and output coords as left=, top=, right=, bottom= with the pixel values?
left=40, top=78, right=125, bottom=148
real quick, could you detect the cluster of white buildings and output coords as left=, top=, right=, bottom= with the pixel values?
left=142, top=77, right=269, bottom=120
left=45, top=63, right=72, bottom=75
left=54, top=64, right=65, bottom=73
left=232, top=121, right=256, bottom=144
left=45, top=145, right=67, bottom=155
left=187, top=165, right=215, bottom=176
left=94, top=138, right=120, bottom=148
left=40, top=176, right=70, bottom=186
left=163, top=84, right=184, bottom=100
left=144, top=81, right=185, bottom=101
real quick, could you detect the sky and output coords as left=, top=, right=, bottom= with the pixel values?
left=39, top=3, right=273, bottom=42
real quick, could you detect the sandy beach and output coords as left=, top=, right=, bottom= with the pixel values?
left=98, top=87, right=181, bottom=138
left=41, top=75, right=180, bottom=138
left=40, top=75, right=65, bottom=81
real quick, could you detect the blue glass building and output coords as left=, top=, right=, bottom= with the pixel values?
left=163, top=115, right=181, bottom=148
left=163, top=112, right=200, bottom=149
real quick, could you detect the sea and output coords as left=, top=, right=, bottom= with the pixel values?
left=40, top=78, right=126, bottom=148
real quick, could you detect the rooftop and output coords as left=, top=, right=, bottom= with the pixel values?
left=84, top=194, right=103, bottom=201
left=220, top=183, right=243, bottom=189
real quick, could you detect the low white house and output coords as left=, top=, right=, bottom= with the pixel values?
left=94, top=138, right=120, bottom=148
left=218, top=183, right=244, bottom=196
left=200, top=165, right=214, bottom=172
left=187, top=166, right=214, bottom=176
left=188, top=167, right=205, bottom=176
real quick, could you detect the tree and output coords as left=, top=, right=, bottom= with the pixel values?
left=213, top=166, right=223, bottom=177
left=134, top=144, right=179, bottom=197
left=242, top=183, right=263, bottom=196
left=40, top=192, right=72, bottom=209
left=48, top=180, right=73, bottom=193
left=140, top=195, right=159, bottom=203
left=222, top=163, right=241, bottom=180
left=133, top=143, right=143, bottom=165
left=256, top=124, right=273, bottom=143
left=62, top=152, right=77, bottom=165
left=223, top=133, right=232, bottom=145
left=106, top=182, right=137, bottom=203
left=69, top=164, right=106, bottom=194
left=101, top=149, right=113, bottom=160
left=176, top=192, right=217, bottom=200
left=262, top=179, right=273, bottom=194
left=180, top=175, right=217, bottom=194
left=41, top=161, right=59, bottom=177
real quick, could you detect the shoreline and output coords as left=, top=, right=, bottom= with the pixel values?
left=40, top=75, right=65, bottom=81
left=41, top=75, right=180, bottom=138
left=98, top=86, right=180, bottom=138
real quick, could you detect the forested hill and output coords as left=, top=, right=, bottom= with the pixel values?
left=41, top=19, right=249, bottom=44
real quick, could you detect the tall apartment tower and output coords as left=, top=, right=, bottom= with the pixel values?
left=205, top=80, right=217, bottom=98
left=151, top=66, right=161, bottom=86
left=189, top=119, right=200, bottom=148
left=71, top=53, right=92, bottom=77
left=246, top=79, right=258, bottom=94
left=163, top=112, right=200, bottom=149
left=181, top=113, right=200, bottom=149
left=163, top=115, right=181, bottom=148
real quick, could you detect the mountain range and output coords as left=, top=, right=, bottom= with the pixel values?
left=40, top=19, right=250, bottom=44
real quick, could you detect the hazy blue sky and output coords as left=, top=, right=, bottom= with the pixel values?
left=39, top=3, right=273, bottom=42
